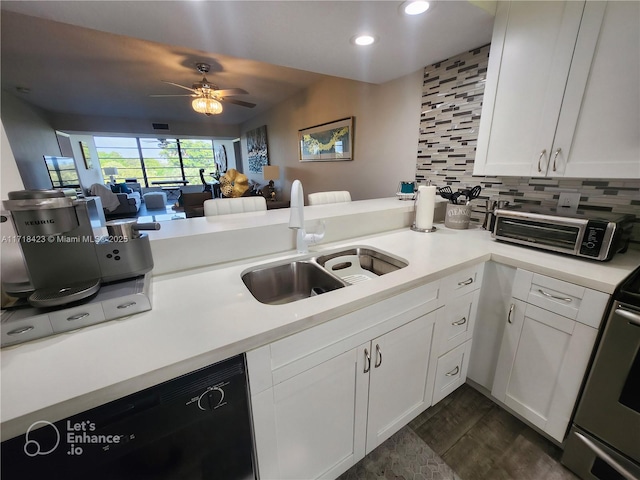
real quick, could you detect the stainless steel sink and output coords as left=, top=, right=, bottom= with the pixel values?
left=242, top=247, right=408, bottom=305
left=241, top=261, right=347, bottom=305
left=315, top=247, right=408, bottom=277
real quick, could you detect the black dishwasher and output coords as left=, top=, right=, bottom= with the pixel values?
left=1, top=354, right=256, bottom=480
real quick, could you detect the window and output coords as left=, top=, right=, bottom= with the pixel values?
left=94, top=137, right=217, bottom=188
left=44, top=156, right=80, bottom=188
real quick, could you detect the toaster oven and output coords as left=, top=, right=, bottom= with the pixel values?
left=492, top=207, right=635, bottom=261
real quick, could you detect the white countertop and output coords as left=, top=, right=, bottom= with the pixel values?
left=2, top=206, right=638, bottom=441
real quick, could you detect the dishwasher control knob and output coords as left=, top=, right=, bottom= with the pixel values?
left=197, top=386, right=226, bottom=411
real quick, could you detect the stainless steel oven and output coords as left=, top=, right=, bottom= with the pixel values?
left=562, top=268, right=640, bottom=480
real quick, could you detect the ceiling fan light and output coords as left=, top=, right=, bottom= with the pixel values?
left=192, top=97, right=223, bottom=115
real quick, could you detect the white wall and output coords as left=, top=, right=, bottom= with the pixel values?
left=1, top=93, right=61, bottom=189
left=67, top=134, right=104, bottom=189
left=214, top=139, right=237, bottom=171
left=239, top=71, right=423, bottom=202
left=1, top=119, right=24, bottom=198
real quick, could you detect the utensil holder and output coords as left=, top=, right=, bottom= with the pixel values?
left=445, top=203, right=471, bottom=229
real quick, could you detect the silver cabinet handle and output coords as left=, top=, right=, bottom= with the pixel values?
left=8, top=326, right=34, bottom=336
left=537, top=149, right=547, bottom=173
left=538, top=289, right=572, bottom=302
left=552, top=148, right=561, bottom=172
left=507, top=304, right=514, bottom=324
left=617, top=308, right=640, bottom=327
left=575, top=432, right=637, bottom=480
left=364, top=348, right=371, bottom=373
left=117, top=301, right=137, bottom=309
left=67, top=312, right=90, bottom=321
left=445, top=365, right=460, bottom=377
left=374, top=344, right=383, bottom=368
left=457, top=278, right=473, bottom=286
left=452, top=317, right=467, bottom=326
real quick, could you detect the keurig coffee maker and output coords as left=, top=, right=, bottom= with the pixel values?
left=3, top=189, right=159, bottom=308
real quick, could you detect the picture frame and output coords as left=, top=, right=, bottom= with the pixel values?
left=298, top=117, right=353, bottom=162
left=246, top=125, right=269, bottom=173
left=80, top=141, right=93, bottom=169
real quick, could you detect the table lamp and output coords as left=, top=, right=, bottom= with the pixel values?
left=263, top=165, right=280, bottom=201
left=104, top=167, right=118, bottom=185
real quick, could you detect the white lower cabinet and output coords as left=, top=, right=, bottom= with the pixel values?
left=269, top=347, right=369, bottom=480
left=365, top=312, right=437, bottom=453
left=247, top=280, right=443, bottom=480
left=491, top=269, right=608, bottom=442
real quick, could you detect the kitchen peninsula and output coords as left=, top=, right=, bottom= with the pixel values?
left=2, top=198, right=638, bottom=453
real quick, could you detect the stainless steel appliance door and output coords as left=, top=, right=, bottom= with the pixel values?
left=493, top=216, right=583, bottom=255
left=563, top=427, right=640, bottom=480
left=574, top=302, right=640, bottom=462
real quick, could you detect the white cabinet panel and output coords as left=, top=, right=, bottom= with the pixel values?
left=366, top=311, right=437, bottom=453
left=474, top=1, right=585, bottom=176
left=512, top=269, right=609, bottom=328
left=271, top=347, right=368, bottom=480
left=475, top=0, right=639, bottom=178
left=492, top=300, right=598, bottom=442
left=555, top=1, right=640, bottom=178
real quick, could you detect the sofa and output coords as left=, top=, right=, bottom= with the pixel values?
left=108, top=192, right=141, bottom=218
left=89, top=183, right=141, bottom=219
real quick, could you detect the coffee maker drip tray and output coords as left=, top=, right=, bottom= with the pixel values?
left=1, top=273, right=152, bottom=348
left=28, top=279, right=101, bottom=308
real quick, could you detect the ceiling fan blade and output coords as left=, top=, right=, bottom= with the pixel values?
left=213, top=88, right=249, bottom=96
left=220, top=97, right=256, bottom=108
left=161, top=81, right=198, bottom=94
left=149, top=94, right=195, bottom=97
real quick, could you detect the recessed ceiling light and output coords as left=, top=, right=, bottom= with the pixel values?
left=402, top=1, right=430, bottom=16
left=352, top=34, right=376, bottom=46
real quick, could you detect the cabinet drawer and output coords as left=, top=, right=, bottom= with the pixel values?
left=441, top=264, right=484, bottom=301
left=511, top=270, right=609, bottom=327
left=1, top=310, right=53, bottom=347
left=432, top=339, right=472, bottom=404
left=49, top=303, right=105, bottom=333
left=439, top=290, right=479, bottom=354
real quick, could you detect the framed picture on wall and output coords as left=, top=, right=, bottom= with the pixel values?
left=246, top=125, right=269, bottom=173
left=299, top=117, right=353, bottom=162
left=80, top=141, right=93, bottom=169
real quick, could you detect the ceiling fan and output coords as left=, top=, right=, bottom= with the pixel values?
left=151, top=63, right=256, bottom=116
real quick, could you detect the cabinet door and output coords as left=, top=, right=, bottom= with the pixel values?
left=554, top=1, right=640, bottom=178
left=492, top=301, right=597, bottom=442
left=474, top=1, right=585, bottom=176
left=257, top=346, right=369, bottom=480
left=365, top=311, right=437, bottom=454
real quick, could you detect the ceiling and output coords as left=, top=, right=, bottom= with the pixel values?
left=1, top=1, right=495, bottom=128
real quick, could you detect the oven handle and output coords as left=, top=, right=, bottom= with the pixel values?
left=575, top=432, right=637, bottom=480
left=617, top=307, right=640, bottom=327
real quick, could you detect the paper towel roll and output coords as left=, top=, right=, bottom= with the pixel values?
left=415, top=185, right=436, bottom=230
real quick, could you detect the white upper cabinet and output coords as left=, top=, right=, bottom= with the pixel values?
left=474, top=1, right=640, bottom=178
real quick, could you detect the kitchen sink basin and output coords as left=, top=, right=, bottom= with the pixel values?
left=242, top=247, right=408, bottom=305
left=242, top=261, right=347, bottom=305
left=315, top=247, right=408, bottom=278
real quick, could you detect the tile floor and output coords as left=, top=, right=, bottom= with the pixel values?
left=340, top=384, right=578, bottom=480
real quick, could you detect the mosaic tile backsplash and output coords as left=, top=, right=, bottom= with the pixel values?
left=416, top=44, right=640, bottom=248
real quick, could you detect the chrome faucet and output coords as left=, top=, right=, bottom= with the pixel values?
left=289, top=179, right=325, bottom=253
